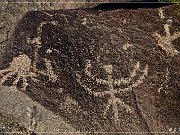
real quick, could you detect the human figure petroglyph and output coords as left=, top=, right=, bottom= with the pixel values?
left=158, top=8, right=165, bottom=19
left=154, top=9, right=180, bottom=56
left=76, top=60, right=148, bottom=122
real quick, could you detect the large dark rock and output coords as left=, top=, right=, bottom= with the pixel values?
left=0, top=4, right=179, bottom=134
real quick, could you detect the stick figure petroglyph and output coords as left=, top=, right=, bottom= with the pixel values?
left=153, top=23, right=180, bottom=56
left=154, top=9, right=180, bottom=56
left=76, top=60, right=148, bottom=122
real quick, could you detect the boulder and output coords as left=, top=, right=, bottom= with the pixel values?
left=0, top=4, right=180, bottom=134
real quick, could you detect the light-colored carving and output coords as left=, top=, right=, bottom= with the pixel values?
left=24, top=20, right=60, bottom=87
left=26, top=21, right=59, bottom=46
left=122, top=43, right=132, bottom=51
left=154, top=24, right=180, bottom=56
left=64, top=95, right=78, bottom=109
left=76, top=60, right=148, bottom=122
left=26, top=37, right=41, bottom=45
left=43, top=12, right=54, bottom=17
left=158, top=8, right=165, bottom=19
left=46, top=48, right=53, bottom=54
left=43, top=58, right=58, bottom=82
left=82, top=18, right=87, bottom=25
left=61, top=14, right=69, bottom=26
left=157, top=67, right=169, bottom=93
left=0, top=54, right=58, bottom=90
left=154, top=9, right=180, bottom=56
left=0, top=54, right=36, bottom=90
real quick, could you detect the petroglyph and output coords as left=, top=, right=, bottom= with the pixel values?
left=43, top=58, right=58, bottom=82
left=26, top=21, right=59, bottom=46
left=157, top=67, right=170, bottom=94
left=26, top=37, right=41, bottom=45
left=76, top=60, right=148, bottom=122
left=1, top=21, right=60, bottom=90
left=0, top=54, right=36, bottom=90
left=0, top=54, right=58, bottom=90
left=158, top=8, right=165, bottom=19
left=27, top=106, right=41, bottom=135
left=82, top=18, right=87, bottom=25
left=154, top=9, right=180, bottom=56
left=26, top=21, right=59, bottom=84
left=122, top=43, right=132, bottom=51
left=46, top=48, right=53, bottom=54
left=43, top=12, right=54, bottom=17
left=61, top=14, right=69, bottom=26
left=64, top=95, right=79, bottom=109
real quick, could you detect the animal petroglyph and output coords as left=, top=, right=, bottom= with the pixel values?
left=0, top=54, right=57, bottom=90
left=76, top=60, right=148, bottom=122
left=0, top=54, right=36, bottom=90
left=153, top=24, right=180, bottom=56
left=154, top=9, right=180, bottom=56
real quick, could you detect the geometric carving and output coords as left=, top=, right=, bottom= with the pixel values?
left=76, top=60, right=148, bottom=122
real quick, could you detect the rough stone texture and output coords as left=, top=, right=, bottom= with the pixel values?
left=0, top=1, right=107, bottom=134
left=0, top=4, right=180, bottom=135
left=0, top=112, right=28, bottom=135
left=0, top=0, right=108, bottom=64
left=0, top=86, right=79, bottom=135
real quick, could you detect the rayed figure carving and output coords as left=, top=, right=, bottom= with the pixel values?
left=153, top=24, right=180, bottom=57
left=154, top=9, right=180, bottom=56
left=76, top=60, right=148, bottom=122
left=0, top=54, right=57, bottom=90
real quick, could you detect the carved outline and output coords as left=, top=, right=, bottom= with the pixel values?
left=76, top=60, right=148, bottom=122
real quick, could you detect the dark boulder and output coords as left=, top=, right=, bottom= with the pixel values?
left=0, top=4, right=180, bottom=134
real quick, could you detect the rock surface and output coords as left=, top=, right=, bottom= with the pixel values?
left=0, top=4, right=180, bottom=134
left=0, top=86, right=79, bottom=135
left=0, top=0, right=108, bottom=65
